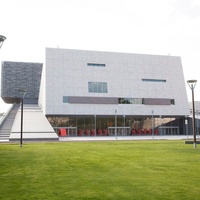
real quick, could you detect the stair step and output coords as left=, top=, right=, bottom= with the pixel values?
left=0, top=104, right=20, bottom=142
left=0, top=140, right=9, bottom=143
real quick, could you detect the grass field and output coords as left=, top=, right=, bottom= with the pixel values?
left=0, top=140, right=200, bottom=200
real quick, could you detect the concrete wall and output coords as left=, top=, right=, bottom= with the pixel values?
left=44, top=48, right=189, bottom=117
left=10, top=105, right=58, bottom=141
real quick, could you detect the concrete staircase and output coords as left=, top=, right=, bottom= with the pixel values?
left=0, top=104, right=19, bottom=142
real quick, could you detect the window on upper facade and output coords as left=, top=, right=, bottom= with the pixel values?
left=170, top=99, right=175, bottom=105
left=142, top=79, right=166, bottom=82
left=118, top=98, right=143, bottom=104
left=63, top=96, right=69, bottom=103
left=118, top=98, right=175, bottom=105
left=88, top=82, right=108, bottom=93
left=87, top=63, right=106, bottom=67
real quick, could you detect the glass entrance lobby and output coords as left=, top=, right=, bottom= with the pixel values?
left=47, top=115, right=185, bottom=137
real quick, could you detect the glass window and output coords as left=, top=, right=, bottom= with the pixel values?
left=118, top=98, right=142, bottom=104
left=93, top=82, right=98, bottom=93
left=88, top=82, right=108, bottom=93
left=87, top=63, right=106, bottom=67
left=63, top=96, right=69, bottom=103
left=98, top=82, right=103, bottom=93
left=142, top=79, right=166, bottom=82
left=103, top=82, right=107, bottom=93
left=170, top=99, right=175, bottom=105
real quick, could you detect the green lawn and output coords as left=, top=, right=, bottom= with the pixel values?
left=0, top=140, right=200, bottom=200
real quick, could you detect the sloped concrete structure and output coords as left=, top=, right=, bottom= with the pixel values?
left=1, top=61, right=58, bottom=141
left=9, top=105, right=58, bottom=141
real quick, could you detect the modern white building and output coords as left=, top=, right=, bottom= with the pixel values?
left=0, top=48, right=191, bottom=140
left=39, top=48, right=190, bottom=136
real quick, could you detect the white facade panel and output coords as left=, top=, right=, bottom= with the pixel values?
left=10, top=105, right=58, bottom=141
left=44, top=48, right=189, bottom=117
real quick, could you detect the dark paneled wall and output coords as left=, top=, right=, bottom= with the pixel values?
left=1, top=61, right=43, bottom=104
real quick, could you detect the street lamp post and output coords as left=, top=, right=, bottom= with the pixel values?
left=196, top=110, right=200, bottom=138
left=187, top=80, right=197, bottom=149
left=18, top=89, right=26, bottom=148
left=0, top=35, right=6, bottom=49
left=115, top=109, right=117, bottom=139
left=123, top=115, right=125, bottom=135
left=151, top=110, right=154, bottom=139
left=185, top=116, right=188, bottom=138
left=94, top=115, right=96, bottom=137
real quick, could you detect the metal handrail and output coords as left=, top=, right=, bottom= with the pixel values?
left=0, top=104, right=14, bottom=128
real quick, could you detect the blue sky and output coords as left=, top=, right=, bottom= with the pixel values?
left=1, top=0, right=200, bottom=112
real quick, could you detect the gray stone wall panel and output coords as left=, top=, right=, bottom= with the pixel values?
left=1, top=61, right=43, bottom=104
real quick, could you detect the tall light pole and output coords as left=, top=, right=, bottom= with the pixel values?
left=0, top=35, right=6, bottom=49
left=18, top=89, right=26, bottom=148
left=196, top=110, right=200, bottom=138
left=151, top=110, right=154, bottom=139
left=187, top=80, right=197, bottom=149
left=115, top=109, right=117, bottom=139
left=123, top=115, right=125, bottom=135
left=94, top=115, right=96, bottom=137
left=185, top=115, right=188, bottom=139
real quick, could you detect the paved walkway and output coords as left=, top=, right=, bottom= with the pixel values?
left=59, top=135, right=197, bottom=142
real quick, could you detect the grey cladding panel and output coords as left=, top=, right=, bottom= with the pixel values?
left=143, top=98, right=171, bottom=105
left=1, top=61, right=43, bottom=104
left=69, top=96, right=118, bottom=104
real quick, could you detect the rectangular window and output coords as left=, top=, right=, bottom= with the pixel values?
left=170, top=99, right=175, bottom=105
left=87, top=63, right=106, bottom=67
left=63, top=96, right=69, bottom=103
left=88, top=82, right=108, bottom=93
left=102, top=82, right=107, bottom=93
left=118, top=98, right=142, bottom=104
left=142, top=79, right=166, bottom=82
left=118, top=98, right=174, bottom=105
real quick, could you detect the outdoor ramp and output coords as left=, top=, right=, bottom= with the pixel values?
left=9, top=105, right=59, bottom=141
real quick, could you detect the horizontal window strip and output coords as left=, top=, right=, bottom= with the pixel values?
left=63, top=96, right=175, bottom=105
left=142, top=79, right=166, bottom=82
left=87, top=63, right=106, bottom=67
left=119, top=98, right=174, bottom=105
left=119, top=98, right=142, bottom=104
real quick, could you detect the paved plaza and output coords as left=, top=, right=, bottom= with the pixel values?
left=59, top=135, right=197, bottom=142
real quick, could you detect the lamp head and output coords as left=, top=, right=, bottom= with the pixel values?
left=0, top=35, right=6, bottom=48
left=0, top=35, right=6, bottom=42
left=187, top=80, right=197, bottom=90
left=18, top=89, right=26, bottom=98
left=18, top=89, right=26, bottom=93
left=187, top=80, right=197, bottom=84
